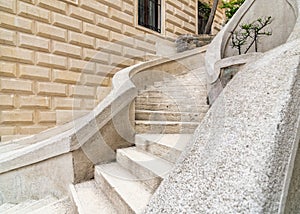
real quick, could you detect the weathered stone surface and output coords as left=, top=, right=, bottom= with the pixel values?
left=175, top=34, right=214, bottom=53
left=0, top=153, right=74, bottom=203
left=146, top=39, right=300, bottom=213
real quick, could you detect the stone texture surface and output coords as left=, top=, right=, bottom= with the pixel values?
left=0, top=196, right=73, bottom=213
left=285, top=139, right=300, bottom=213
left=145, top=39, right=300, bottom=213
left=175, top=34, right=214, bottom=53
left=0, top=153, right=74, bottom=204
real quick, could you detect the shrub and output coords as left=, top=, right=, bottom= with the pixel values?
left=221, top=0, right=246, bottom=22
left=231, top=16, right=272, bottom=54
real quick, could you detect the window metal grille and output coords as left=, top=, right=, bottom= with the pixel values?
left=138, top=0, right=161, bottom=33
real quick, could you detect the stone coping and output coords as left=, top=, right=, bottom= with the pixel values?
left=0, top=46, right=206, bottom=174
left=213, top=52, right=263, bottom=84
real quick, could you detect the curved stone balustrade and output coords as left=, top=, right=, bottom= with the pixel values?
left=205, top=0, right=299, bottom=104
left=0, top=47, right=206, bottom=203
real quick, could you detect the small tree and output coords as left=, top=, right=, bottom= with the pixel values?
left=204, top=0, right=219, bottom=34
left=231, top=16, right=272, bottom=55
left=230, top=30, right=248, bottom=55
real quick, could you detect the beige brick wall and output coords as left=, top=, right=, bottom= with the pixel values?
left=0, top=0, right=224, bottom=141
left=165, top=0, right=225, bottom=36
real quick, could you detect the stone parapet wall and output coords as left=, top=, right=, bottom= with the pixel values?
left=0, top=0, right=224, bottom=141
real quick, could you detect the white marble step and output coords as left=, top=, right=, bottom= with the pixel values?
left=116, top=147, right=173, bottom=190
left=154, top=81, right=206, bottom=87
left=2, top=200, right=36, bottom=214
left=162, top=77, right=207, bottom=84
left=135, top=120, right=199, bottom=134
left=95, top=163, right=152, bottom=214
left=71, top=180, right=117, bottom=214
left=147, top=85, right=207, bottom=91
left=0, top=203, right=15, bottom=212
left=137, top=91, right=208, bottom=100
left=135, top=110, right=205, bottom=122
left=13, top=195, right=57, bottom=214
left=135, top=134, right=192, bottom=163
left=138, top=89, right=207, bottom=96
left=28, top=197, right=73, bottom=214
left=137, top=90, right=208, bottom=98
left=135, top=96, right=207, bottom=105
left=135, top=103, right=208, bottom=112
left=164, top=70, right=206, bottom=77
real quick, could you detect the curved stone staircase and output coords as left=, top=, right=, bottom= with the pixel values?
left=69, top=66, right=209, bottom=213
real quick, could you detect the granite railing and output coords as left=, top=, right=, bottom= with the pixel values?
left=145, top=0, right=300, bottom=212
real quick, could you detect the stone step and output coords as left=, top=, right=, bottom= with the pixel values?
left=155, top=82, right=207, bottom=88
left=138, top=90, right=207, bottom=99
left=165, top=69, right=206, bottom=76
left=71, top=180, right=117, bottom=214
left=135, top=120, right=199, bottom=134
left=13, top=196, right=57, bottom=214
left=135, top=110, right=205, bottom=122
left=135, top=103, right=208, bottom=112
left=0, top=203, right=15, bottom=212
left=95, top=163, right=152, bottom=214
left=135, top=96, right=207, bottom=105
left=2, top=200, right=36, bottom=214
left=162, top=75, right=207, bottom=83
left=139, top=89, right=207, bottom=96
left=135, top=100, right=207, bottom=110
left=148, top=85, right=207, bottom=91
left=116, top=147, right=173, bottom=190
left=135, top=134, right=192, bottom=163
left=153, top=77, right=206, bottom=83
left=24, top=197, right=72, bottom=214
left=136, top=93, right=208, bottom=102
left=154, top=82, right=207, bottom=87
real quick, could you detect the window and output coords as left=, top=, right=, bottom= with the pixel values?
left=198, top=1, right=211, bottom=34
left=138, top=0, right=161, bottom=33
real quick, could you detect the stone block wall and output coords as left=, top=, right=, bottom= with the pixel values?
left=0, top=0, right=224, bottom=141
left=165, top=0, right=225, bottom=36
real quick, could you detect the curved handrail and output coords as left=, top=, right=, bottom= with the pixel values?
left=287, top=0, right=300, bottom=41
left=205, top=0, right=256, bottom=84
left=0, top=47, right=206, bottom=174
left=205, top=0, right=299, bottom=85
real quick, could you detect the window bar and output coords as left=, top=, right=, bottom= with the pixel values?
left=138, top=0, right=161, bottom=33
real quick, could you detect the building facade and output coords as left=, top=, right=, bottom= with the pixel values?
left=0, top=0, right=225, bottom=141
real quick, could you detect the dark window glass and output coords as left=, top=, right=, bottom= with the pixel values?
left=138, top=0, right=161, bottom=33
